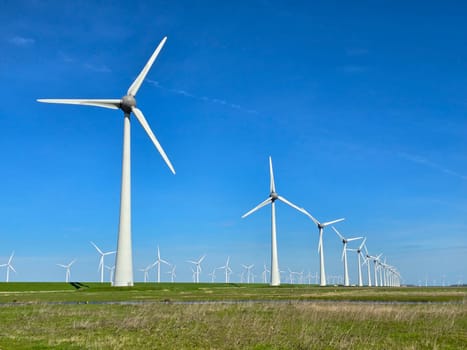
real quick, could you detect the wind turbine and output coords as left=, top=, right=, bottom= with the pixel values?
left=242, top=264, right=254, bottom=284
left=332, top=227, right=362, bottom=287
left=262, top=263, right=270, bottom=284
left=242, top=157, right=309, bottom=286
left=90, top=241, right=116, bottom=283
left=57, top=259, right=76, bottom=283
left=152, top=246, right=170, bottom=283
left=138, top=263, right=153, bottom=283
left=0, top=252, right=16, bottom=282
left=208, top=268, right=217, bottom=283
left=217, top=256, right=232, bottom=283
left=187, top=255, right=205, bottom=283
left=105, top=265, right=115, bottom=284
left=301, top=209, right=345, bottom=286
left=347, top=237, right=367, bottom=287
left=167, top=265, right=176, bottom=283
left=38, top=37, right=175, bottom=287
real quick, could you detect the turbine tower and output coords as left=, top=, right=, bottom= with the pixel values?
left=301, top=209, right=344, bottom=286
left=187, top=255, right=205, bottom=283
left=217, top=256, right=232, bottom=283
left=242, top=157, right=308, bottom=286
left=332, top=227, right=362, bottom=286
left=90, top=241, right=116, bottom=283
left=0, top=252, right=16, bottom=282
left=57, top=259, right=76, bottom=283
left=38, top=37, right=175, bottom=287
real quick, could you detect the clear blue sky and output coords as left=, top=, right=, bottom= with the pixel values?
left=0, top=1, right=465, bottom=285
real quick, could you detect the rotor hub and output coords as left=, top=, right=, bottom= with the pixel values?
left=270, top=191, right=279, bottom=201
left=120, top=95, right=136, bottom=113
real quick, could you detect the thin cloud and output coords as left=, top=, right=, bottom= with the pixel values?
left=398, top=152, right=467, bottom=180
left=8, top=35, right=35, bottom=47
left=147, top=79, right=258, bottom=114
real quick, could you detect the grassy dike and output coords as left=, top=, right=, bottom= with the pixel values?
left=0, top=283, right=466, bottom=349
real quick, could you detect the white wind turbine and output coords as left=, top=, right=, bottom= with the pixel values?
left=105, top=265, right=115, bottom=284
left=57, top=259, right=76, bottom=283
left=347, top=238, right=367, bottom=287
left=90, top=241, right=116, bottom=283
left=0, top=252, right=16, bottom=282
left=262, top=263, right=270, bottom=284
left=152, top=246, right=170, bottom=283
left=208, top=268, right=217, bottom=283
left=167, top=265, right=176, bottom=283
left=38, top=37, right=175, bottom=287
left=138, top=263, right=153, bottom=283
left=332, top=227, right=363, bottom=286
left=301, top=209, right=345, bottom=286
left=217, top=256, right=232, bottom=283
left=242, top=157, right=309, bottom=286
left=187, top=255, right=205, bottom=283
left=242, top=264, right=254, bottom=284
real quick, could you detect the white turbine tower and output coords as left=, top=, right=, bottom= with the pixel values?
left=57, top=259, right=76, bottom=283
left=38, top=37, right=175, bottom=287
left=332, top=227, right=362, bottom=286
left=0, top=252, right=16, bottom=282
left=217, top=256, right=232, bottom=283
left=187, top=255, right=205, bottom=283
left=363, top=245, right=372, bottom=287
left=301, top=209, right=345, bottom=286
left=242, top=264, right=254, bottom=284
left=242, top=157, right=308, bottom=286
left=90, top=241, right=116, bottom=283
left=152, top=246, right=170, bottom=283
left=348, top=238, right=367, bottom=287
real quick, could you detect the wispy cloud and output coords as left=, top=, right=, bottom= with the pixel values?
left=147, top=79, right=258, bottom=114
left=398, top=152, right=467, bottom=180
left=8, top=35, right=35, bottom=47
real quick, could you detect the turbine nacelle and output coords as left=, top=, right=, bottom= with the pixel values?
left=120, top=95, right=136, bottom=113
left=270, top=191, right=279, bottom=201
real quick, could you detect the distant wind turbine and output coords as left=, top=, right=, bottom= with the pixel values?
left=301, top=209, right=345, bottom=286
left=332, top=227, right=363, bottom=286
left=242, top=157, right=309, bottom=286
left=138, top=263, right=153, bottom=283
left=38, top=36, right=175, bottom=287
left=242, top=264, right=254, bottom=284
left=105, top=265, right=115, bottom=284
left=347, top=237, right=367, bottom=287
left=90, top=241, right=115, bottom=283
left=152, top=246, right=170, bottom=283
left=187, top=255, right=205, bottom=283
left=167, top=265, right=176, bottom=283
left=0, top=252, right=16, bottom=282
left=208, top=268, right=217, bottom=283
left=57, top=259, right=76, bottom=283
left=217, top=256, right=232, bottom=283
left=262, top=263, right=270, bottom=284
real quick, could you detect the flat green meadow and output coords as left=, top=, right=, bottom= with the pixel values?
left=0, top=283, right=465, bottom=349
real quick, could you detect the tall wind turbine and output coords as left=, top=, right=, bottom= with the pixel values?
left=38, top=37, right=175, bottom=287
left=0, top=252, right=16, bottom=282
left=332, top=227, right=362, bottom=286
left=57, top=259, right=76, bottom=283
left=152, top=246, right=170, bottom=283
left=242, top=157, right=308, bottom=286
left=217, top=256, right=232, bottom=283
left=90, top=241, right=116, bottom=283
left=187, top=255, right=205, bottom=283
left=348, top=237, right=367, bottom=287
left=301, top=210, right=345, bottom=286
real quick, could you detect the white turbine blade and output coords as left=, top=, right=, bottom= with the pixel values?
left=69, top=259, right=76, bottom=267
left=341, top=247, right=345, bottom=261
left=127, top=36, right=167, bottom=96
left=332, top=226, right=344, bottom=241
left=160, top=258, right=170, bottom=265
left=301, top=208, right=320, bottom=226
left=359, top=238, right=367, bottom=250
left=347, top=237, right=364, bottom=242
left=57, top=264, right=67, bottom=268
left=37, top=99, right=121, bottom=110
left=241, top=197, right=272, bottom=218
left=322, top=218, right=345, bottom=227
left=132, top=107, right=175, bottom=174
left=318, top=234, right=323, bottom=254
left=8, top=252, right=14, bottom=264
left=198, top=255, right=206, bottom=264
left=103, top=251, right=116, bottom=256
left=277, top=196, right=308, bottom=215
left=269, top=156, right=276, bottom=193
left=9, top=265, right=16, bottom=273
left=90, top=241, right=104, bottom=255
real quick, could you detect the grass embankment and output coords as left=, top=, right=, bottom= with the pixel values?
left=0, top=283, right=465, bottom=349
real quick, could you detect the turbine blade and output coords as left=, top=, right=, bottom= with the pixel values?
left=341, top=247, right=345, bottom=261
left=160, top=259, right=170, bottom=265
left=347, top=237, right=364, bottom=242
left=322, top=218, right=345, bottom=227
left=10, top=265, right=16, bottom=273
left=8, top=252, right=14, bottom=264
left=269, top=156, right=276, bottom=193
left=132, top=107, right=175, bottom=174
left=127, top=36, right=167, bottom=96
left=241, top=198, right=272, bottom=218
left=90, top=241, right=104, bottom=255
left=277, top=196, right=308, bottom=215
left=332, top=226, right=344, bottom=240
left=301, top=208, right=320, bottom=226
left=359, top=238, right=367, bottom=250
left=37, top=99, right=121, bottom=110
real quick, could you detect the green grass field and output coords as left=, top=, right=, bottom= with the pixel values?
left=0, top=283, right=465, bottom=349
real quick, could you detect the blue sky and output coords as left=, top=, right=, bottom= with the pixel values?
left=0, top=1, right=466, bottom=285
